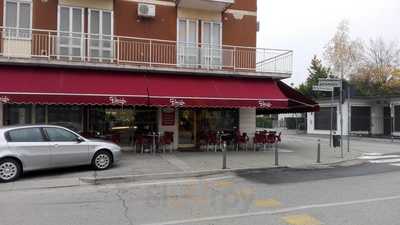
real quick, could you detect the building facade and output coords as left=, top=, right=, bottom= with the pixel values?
left=0, top=0, right=317, bottom=150
left=307, top=97, right=400, bottom=137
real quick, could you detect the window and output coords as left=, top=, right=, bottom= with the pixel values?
left=4, top=0, right=32, bottom=39
left=58, top=6, right=84, bottom=59
left=4, top=104, right=32, bottom=125
left=314, top=107, right=337, bottom=130
left=201, top=21, right=222, bottom=68
left=178, top=19, right=198, bottom=67
left=351, top=106, right=371, bottom=132
left=45, top=127, right=78, bottom=142
left=89, top=9, right=113, bottom=61
left=7, top=128, right=44, bottom=142
left=47, top=105, right=83, bottom=133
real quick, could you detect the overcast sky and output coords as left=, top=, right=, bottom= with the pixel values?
left=256, top=0, right=400, bottom=86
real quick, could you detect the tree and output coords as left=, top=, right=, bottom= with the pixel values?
left=350, top=38, right=400, bottom=96
left=298, top=55, right=332, bottom=98
left=324, top=20, right=363, bottom=79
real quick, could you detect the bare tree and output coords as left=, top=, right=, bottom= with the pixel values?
left=352, top=38, right=400, bottom=95
left=324, top=20, right=363, bottom=79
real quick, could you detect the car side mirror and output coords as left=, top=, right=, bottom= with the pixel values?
left=76, top=137, right=85, bottom=143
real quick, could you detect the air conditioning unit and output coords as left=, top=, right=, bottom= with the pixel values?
left=138, top=3, right=155, bottom=18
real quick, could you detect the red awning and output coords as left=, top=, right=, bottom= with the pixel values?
left=146, top=75, right=318, bottom=111
left=0, top=66, right=148, bottom=106
left=0, top=66, right=318, bottom=112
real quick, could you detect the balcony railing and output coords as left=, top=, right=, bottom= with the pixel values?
left=0, top=27, right=293, bottom=76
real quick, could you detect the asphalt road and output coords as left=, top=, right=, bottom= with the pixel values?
left=1, top=161, right=400, bottom=225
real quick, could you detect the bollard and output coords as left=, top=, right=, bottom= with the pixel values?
left=317, top=139, right=321, bottom=163
left=222, top=143, right=227, bottom=169
left=274, top=141, right=279, bottom=166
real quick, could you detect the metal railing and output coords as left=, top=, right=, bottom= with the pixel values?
left=0, top=27, right=293, bottom=75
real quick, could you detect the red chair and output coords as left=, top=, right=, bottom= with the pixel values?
left=266, top=133, right=277, bottom=147
left=206, top=131, right=221, bottom=152
left=160, top=131, right=174, bottom=153
left=276, top=132, right=282, bottom=143
left=253, top=132, right=267, bottom=151
left=134, top=134, right=147, bottom=154
left=235, top=131, right=249, bottom=151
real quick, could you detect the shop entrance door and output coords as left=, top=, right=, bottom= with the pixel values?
left=178, top=109, right=196, bottom=148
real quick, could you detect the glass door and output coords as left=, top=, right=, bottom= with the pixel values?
left=178, top=109, right=196, bottom=148
left=177, top=19, right=198, bottom=67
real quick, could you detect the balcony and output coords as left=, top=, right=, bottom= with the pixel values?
left=0, top=27, right=293, bottom=78
left=176, top=0, right=234, bottom=12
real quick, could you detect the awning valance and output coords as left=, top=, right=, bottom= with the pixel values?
left=0, top=66, right=318, bottom=112
left=0, top=66, right=149, bottom=106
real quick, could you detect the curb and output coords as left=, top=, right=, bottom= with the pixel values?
left=79, top=166, right=288, bottom=185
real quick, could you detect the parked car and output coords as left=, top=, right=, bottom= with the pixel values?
left=0, top=125, right=121, bottom=182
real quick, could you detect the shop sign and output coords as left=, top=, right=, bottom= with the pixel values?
left=0, top=96, right=10, bottom=103
left=162, top=108, right=175, bottom=126
left=170, top=98, right=185, bottom=107
left=258, top=100, right=272, bottom=108
left=109, top=96, right=127, bottom=105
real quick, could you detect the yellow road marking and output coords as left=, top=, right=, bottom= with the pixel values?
left=214, top=181, right=233, bottom=188
left=283, top=214, right=321, bottom=225
left=254, top=199, right=282, bottom=208
left=235, top=188, right=255, bottom=198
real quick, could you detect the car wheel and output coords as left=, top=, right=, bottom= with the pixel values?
left=0, top=158, right=22, bottom=182
left=92, top=150, right=112, bottom=170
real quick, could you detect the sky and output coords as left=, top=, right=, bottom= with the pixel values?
left=256, top=0, right=400, bottom=86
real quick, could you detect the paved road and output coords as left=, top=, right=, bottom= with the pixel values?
left=2, top=158, right=400, bottom=225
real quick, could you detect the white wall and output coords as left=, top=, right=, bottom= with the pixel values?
left=239, top=108, right=256, bottom=142
left=307, top=101, right=344, bottom=135
left=371, top=104, right=384, bottom=135
left=158, top=108, right=179, bottom=150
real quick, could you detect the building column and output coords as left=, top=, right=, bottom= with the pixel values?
left=158, top=108, right=179, bottom=150
left=239, top=109, right=256, bottom=142
left=371, top=105, right=384, bottom=135
left=0, top=103, right=3, bottom=127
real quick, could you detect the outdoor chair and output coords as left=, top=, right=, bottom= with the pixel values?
left=235, top=131, right=249, bottom=151
left=134, top=134, right=147, bottom=154
left=160, top=131, right=174, bottom=153
left=266, top=133, right=277, bottom=148
left=253, top=132, right=267, bottom=151
left=206, top=132, right=222, bottom=152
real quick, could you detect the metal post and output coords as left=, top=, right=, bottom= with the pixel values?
left=347, top=85, right=351, bottom=152
left=274, top=141, right=279, bottom=166
left=330, top=89, right=334, bottom=147
left=317, top=139, right=321, bottom=163
left=339, top=81, right=344, bottom=158
left=222, top=144, right=227, bottom=169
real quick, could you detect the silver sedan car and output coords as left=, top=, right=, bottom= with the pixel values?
left=0, top=125, right=121, bottom=182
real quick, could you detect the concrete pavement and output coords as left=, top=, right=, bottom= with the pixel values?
left=2, top=134, right=399, bottom=191
left=1, top=162, right=400, bottom=225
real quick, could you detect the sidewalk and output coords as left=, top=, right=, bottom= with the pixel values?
left=5, top=134, right=396, bottom=191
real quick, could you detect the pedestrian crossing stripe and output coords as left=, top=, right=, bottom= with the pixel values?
left=370, top=158, right=400, bottom=164
left=358, top=155, right=400, bottom=160
left=362, top=153, right=384, bottom=156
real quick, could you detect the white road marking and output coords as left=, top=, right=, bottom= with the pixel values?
left=139, top=194, right=400, bottom=225
left=390, top=163, right=400, bottom=167
left=362, top=153, right=384, bottom=156
left=370, top=158, right=400, bottom=164
left=358, top=155, right=400, bottom=160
